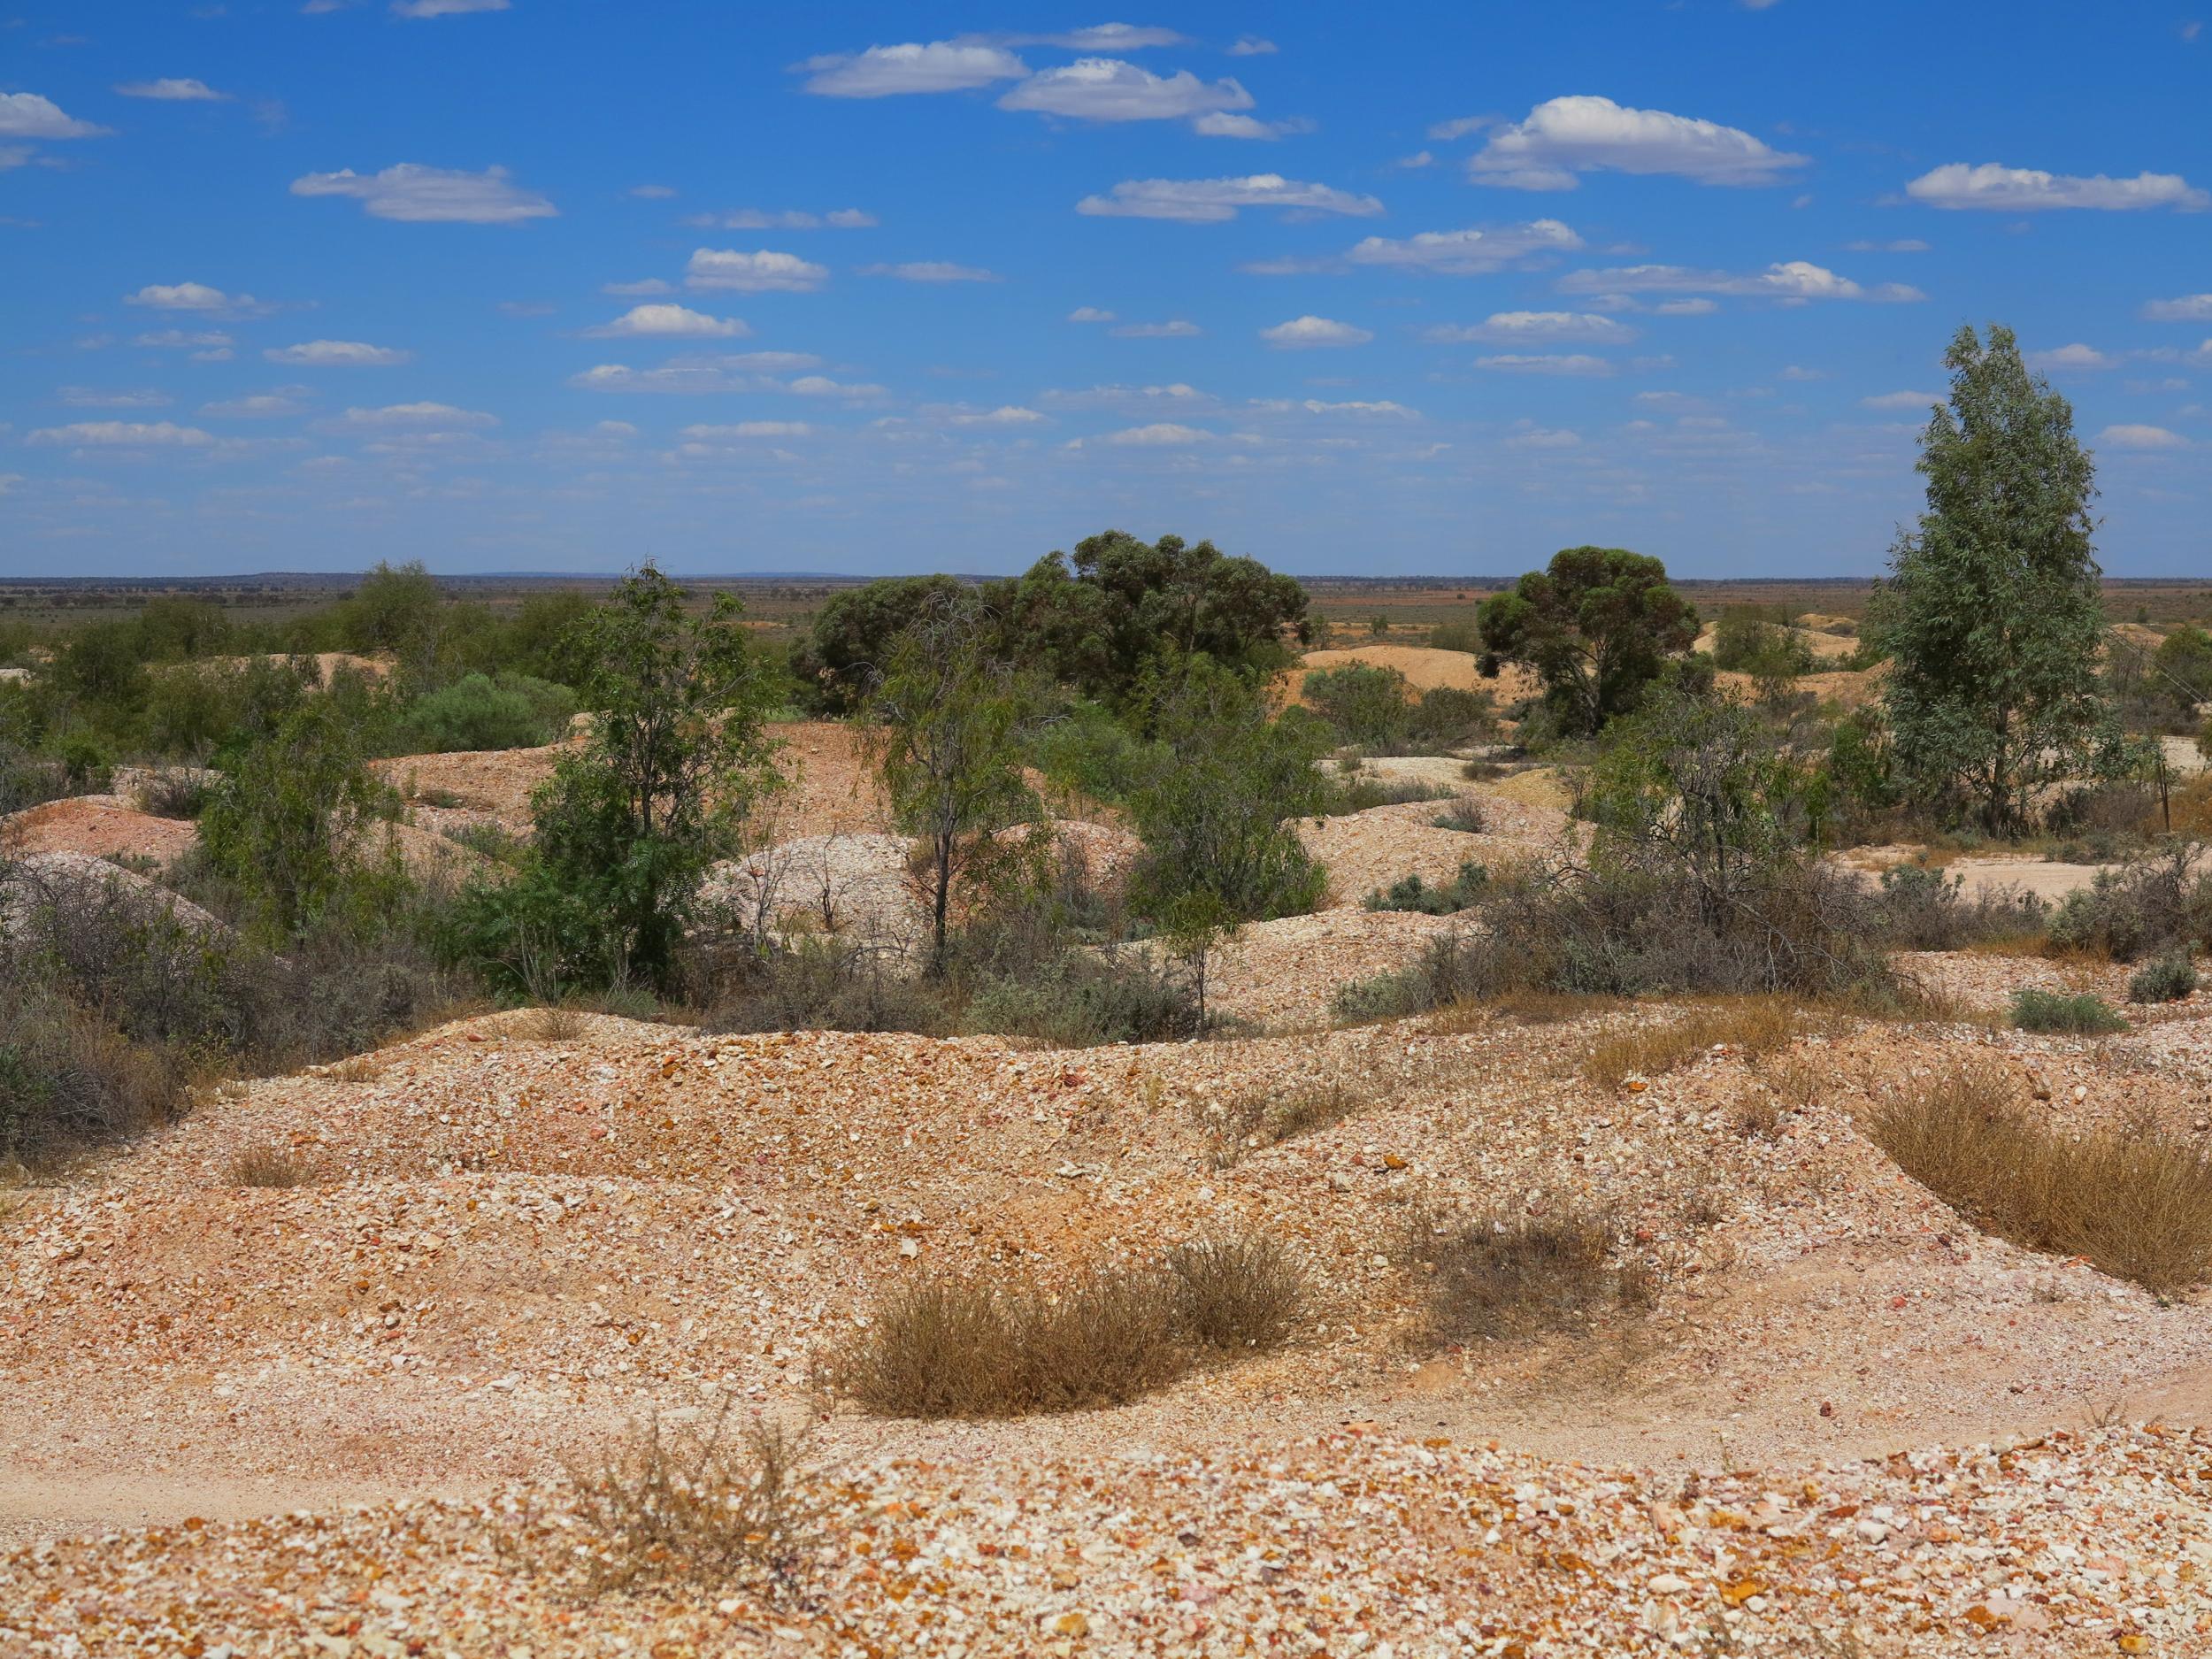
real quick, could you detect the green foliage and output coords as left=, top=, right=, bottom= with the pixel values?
left=962, top=953, right=1202, bottom=1046
left=448, top=565, right=780, bottom=995
left=995, top=529, right=1312, bottom=707
left=1125, top=659, right=1330, bottom=928
left=2128, top=955, right=2198, bottom=1004
left=2045, top=843, right=2212, bottom=962
left=1427, top=618, right=1482, bottom=655
left=1710, top=608, right=1815, bottom=677
left=2010, top=988, right=2128, bottom=1035
left=1302, top=663, right=1411, bottom=749
left=334, top=559, right=444, bottom=658
left=199, top=698, right=402, bottom=940
left=1875, top=324, right=2122, bottom=834
left=1030, top=699, right=1149, bottom=807
left=400, top=671, right=577, bottom=753
left=1824, top=710, right=1897, bottom=827
left=790, top=573, right=969, bottom=714
left=1476, top=546, right=1698, bottom=736
left=867, top=600, right=1041, bottom=973
left=1363, top=860, right=1489, bottom=915
left=503, top=589, right=602, bottom=687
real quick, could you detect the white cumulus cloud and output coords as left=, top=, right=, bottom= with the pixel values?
left=585, top=303, right=750, bottom=338
left=2025, top=343, right=2115, bottom=371
left=2141, top=294, right=2212, bottom=322
left=1343, top=219, right=1583, bottom=274
left=265, top=340, right=411, bottom=366
left=861, top=261, right=1001, bottom=282
left=1558, top=260, right=1924, bottom=303
left=1103, top=422, right=1214, bottom=445
left=999, top=58, right=1252, bottom=122
left=1077, top=173, right=1382, bottom=221
left=686, top=248, right=829, bottom=292
left=1468, top=95, right=1807, bottom=189
left=291, top=164, right=555, bottom=224
left=1430, top=311, right=1636, bottom=343
left=125, top=281, right=266, bottom=314
left=1905, top=162, right=2208, bottom=212
left=1476, top=353, right=1615, bottom=376
left=28, top=420, right=214, bottom=447
left=116, top=78, right=230, bottom=101
left=1260, top=315, right=1372, bottom=349
left=799, top=41, right=1028, bottom=97
left=337, top=402, right=498, bottom=429
left=0, top=92, right=110, bottom=139
left=2098, top=423, right=2191, bottom=449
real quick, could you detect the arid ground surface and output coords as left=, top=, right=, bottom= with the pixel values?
left=8, top=696, right=2212, bottom=1655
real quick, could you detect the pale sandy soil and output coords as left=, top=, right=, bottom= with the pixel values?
left=1693, top=620, right=1859, bottom=663
left=1281, top=644, right=1545, bottom=708
left=10, top=972, right=2212, bottom=1650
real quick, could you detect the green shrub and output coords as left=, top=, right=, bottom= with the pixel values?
left=1302, top=664, right=1412, bottom=749
left=1872, top=863, right=2047, bottom=949
left=2128, top=956, right=2198, bottom=1004
left=399, top=672, right=576, bottom=753
left=962, top=952, right=1200, bottom=1046
left=2010, top=989, right=2128, bottom=1034
left=1363, top=861, right=1489, bottom=916
left=2046, top=844, right=2212, bottom=961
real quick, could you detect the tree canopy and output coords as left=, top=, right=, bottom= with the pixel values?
left=1476, top=546, right=1698, bottom=735
left=1874, top=323, right=2120, bottom=833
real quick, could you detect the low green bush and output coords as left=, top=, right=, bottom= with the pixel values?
left=1363, top=861, right=1489, bottom=916
left=2010, top=988, right=2128, bottom=1034
left=2128, top=956, right=2198, bottom=1004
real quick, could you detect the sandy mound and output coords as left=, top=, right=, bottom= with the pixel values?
left=1280, top=645, right=1545, bottom=709
left=0, top=850, right=227, bottom=933
left=2, top=796, right=200, bottom=868
left=204, top=650, right=389, bottom=682
left=1296, top=792, right=1567, bottom=908
left=702, top=830, right=922, bottom=945
left=1694, top=619, right=1859, bottom=663
left=372, top=742, right=566, bottom=831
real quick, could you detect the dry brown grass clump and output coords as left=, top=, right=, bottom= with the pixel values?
left=1202, top=1078, right=1364, bottom=1167
left=1581, top=996, right=1818, bottom=1089
left=549, top=1402, right=810, bottom=1596
left=1165, top=1234, right=1309, bottom=1351
left=320, top=1053, right=388, bottom=1085
left=226, top=1141, right=317, bottom=1188
left=1868, top=1063, right=2212, bottom=1294
left=518, top=1003, right=587, bottom=1042
left=831, top=1237, right=1306, bottom=1418
left=1417, top=1209, right=1653, bottom=1342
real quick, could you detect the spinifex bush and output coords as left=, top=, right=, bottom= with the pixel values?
left=1868, top=1064, right=2212, bottom=1293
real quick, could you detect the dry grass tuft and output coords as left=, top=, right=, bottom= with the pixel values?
left=1202, top=1078, right=1364, bottom=1168
left=552, top=1401, right=810, bottom=1596
left=519, top=1003, right=588, bottom=1042
left=827, top=1265, right=1184, bottom=1419
left=321, top=1053, right=388, bottom=1085
left=1866, top=1063, right=2212, bottom=1294
left=1581, top=996, right=1817, bottom=1090
left=227, top=1141, right=317, bottom=1188
left=1416, top=1208, right=1653, bottom=1342
left=1165, top=1234, right=1308, bottom=1352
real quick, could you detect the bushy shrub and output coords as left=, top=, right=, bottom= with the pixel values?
left=1302, top=663, right=1412, bottom=749
left=703, top=940, right=955, bottom=1037
left=962, top=952, right=1200, bottom=1046
left=1363, top=860, right=1488, bottom=916
left=2046, top=843, right=2212, bottom=961
left=1871, top=863, right=2047, bottom=950
left=2128, top=955, right=2198, bottom=1004
left=1321, top=775, right=1450, bottom=815
left=1413, top=1208, right=1651, bottom=1342
left=2010, top=988, right=2128, bottom=1034
left=1710, top=608, right=1815, bottom=676
left=399, top=672, right=576, bottom=753
left=1164, top=1234, right=1307, bottom=1351
left=1432, top=795, right=1487, bottom=833
left=0, top=988, right=175, bottom=1171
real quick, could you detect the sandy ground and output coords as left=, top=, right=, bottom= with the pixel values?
left=1282, top=644, right=1546, bottom=709
left=11, top=987, right=2212, bottom=1650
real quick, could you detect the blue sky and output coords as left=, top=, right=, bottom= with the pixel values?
left=3, top=1, right=2208, bottom=578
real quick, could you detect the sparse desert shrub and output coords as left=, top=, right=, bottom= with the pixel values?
left=826, top=1264, right=1184, bottom=1419
left=1579, top=997, right=1815, bottom=1090
left=2010, top=988, right=2128, bottom=1035
left=962, top=951, right=1201, bottom=1047
left=0, top=990, right=175, bottom=1171
left=1418, top=1209, right=1653, bottom=1342
left=1868, top=1063, right=2212, bottom=1292
left=1164, top=1234, right=1307, bottom=1352
left=1363, top=861, right=1489, bottom=916
left=553, top=1402, right=810, bottom=1596
left=134, top=771, right=212, bottom=820
left=1322, top=776, right=1451, bottom=816
left=227, top=1141, right=316, bottom=1187
left=1432, top=795, right=1488, bottom=834
left=1202, top=1077, right=1364, bottom=1165
left=520, top=1003, right=587, bottom=1041
left=704, top=940, right=956, bottom=1038
left=2047, top=842, right=2212, bottom=962
left=2129, top=955, right=2199, bottom=1004
left=1871, top=863, right=2047, bottom=951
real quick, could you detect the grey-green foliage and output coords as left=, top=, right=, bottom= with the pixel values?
left=2010, top=988, right=2128, bottom=1035
left=1875, top=323, right=2122, bottom=834
left=2127, top=955, right=2198, bottom=1004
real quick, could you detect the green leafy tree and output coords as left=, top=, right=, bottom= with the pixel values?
left=1302, top=663, right=1411, bottom=749
left=996, top=530, right=1313, bottom=704
left=336, top=561, right=444, bottom=660
left=200, top=699, right=399, bottom=940
left=865, top=600, right=1041, bottom=974
left=790, top=574, right=968, bottom=714
left=1476, top=547, right=1698, bottom=735
left=454, top=565, right=780, bottom=992
left=1874, top=324, right=2120, bottom=834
